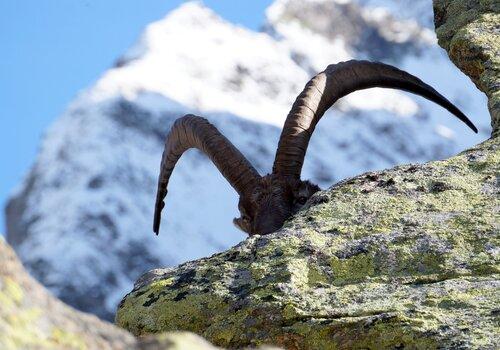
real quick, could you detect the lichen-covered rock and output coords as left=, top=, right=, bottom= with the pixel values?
left=433, top=0, right=500, bottom=136
left=116, top=137, right=499, bottom=349
left=139, top=331, right=282, bottom=350
left=138, top=332, right=222, bottom=350
left=0, top=236, right=136, bottom=350
left=141, top=332, right=278, bottom=350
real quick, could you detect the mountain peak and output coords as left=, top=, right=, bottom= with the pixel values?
left=93, top=1, right=305, bottom=126
left=154, top=1, right=223, bottom=30
left=114, top=1, right=223, bottom=69
left=166, top=1, right=216, bottom=18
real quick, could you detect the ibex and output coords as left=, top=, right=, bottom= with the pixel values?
left=153, top=60, right=477, bottom=236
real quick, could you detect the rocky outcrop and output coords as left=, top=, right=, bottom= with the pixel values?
left=0, top=237, right=135, bottom=349
left=139, top=332, right=281, bottom=350
left=434, top=0, right=500, bottom=136
left=116, top=137, right=499, bottom=349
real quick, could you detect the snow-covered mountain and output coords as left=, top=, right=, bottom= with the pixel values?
left=5, top=0, right=490, bottom=320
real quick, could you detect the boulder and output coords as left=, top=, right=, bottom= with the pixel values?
left=117, top=1, right=500, bottom=348
left=116, top=137, right=499, bottom=349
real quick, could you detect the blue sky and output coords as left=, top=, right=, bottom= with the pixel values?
left=0, top=0, right=273, bottom=233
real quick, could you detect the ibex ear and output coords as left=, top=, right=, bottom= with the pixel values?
left=294, top=180, right=320, bottom=198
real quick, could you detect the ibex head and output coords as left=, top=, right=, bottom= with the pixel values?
left=153, top=60, right=477, bottom=236
left=233, top=175, right=320, bottom=235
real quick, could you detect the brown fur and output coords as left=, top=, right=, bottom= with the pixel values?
left=233, top=175, right=320, bottom=235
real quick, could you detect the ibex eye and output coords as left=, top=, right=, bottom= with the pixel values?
left=297, top=197, right=308, bottom=205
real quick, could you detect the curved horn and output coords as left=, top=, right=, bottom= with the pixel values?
left=273, top=60, right=478, bottom=178
left=153, top=114, right=260, bottom=234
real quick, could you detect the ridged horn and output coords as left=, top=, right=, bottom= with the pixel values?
left=153, top=114, right=260, bottom=234
left=272, top=60, right=478, bottom=178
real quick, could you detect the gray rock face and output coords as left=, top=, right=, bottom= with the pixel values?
left=117, top=137, right=499, bottom=349
left=5, top=0, right=490, bottom=320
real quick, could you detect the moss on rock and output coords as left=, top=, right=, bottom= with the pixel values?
left=433, top=0, right=500, bottom=136
left=116, top=137, right=500, bottom=349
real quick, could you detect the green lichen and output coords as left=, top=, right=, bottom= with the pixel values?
left=50, top=329, right=87, bottom=350
left=118, top=278, right=232, bottom=336
left=330, top=253, right=375, bottom=283
left=0, top=276, right=91, bottom=350
left=138, top=331, right=223, bottom=350
left=117, top=138, right=500, bottom=349
left=0, top=239, right=139, bottom=349
left=0, top=277, right=23, bottom=308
